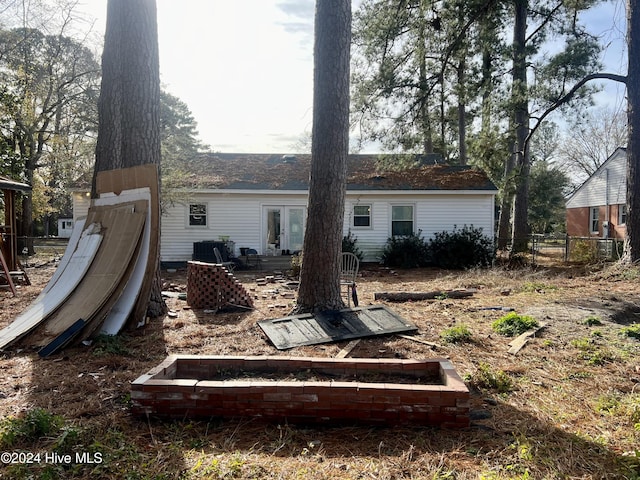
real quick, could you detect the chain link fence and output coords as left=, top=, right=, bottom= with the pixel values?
left=498, top=234, right=625, bottom=266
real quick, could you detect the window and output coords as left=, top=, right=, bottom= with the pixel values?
left=353, top=205, right=371, bottom=227
left=189, top=203, right=207, bottom=226
left=589, top=207, right=599, bottom=234
left=391, top=205, right=414, bottom=236
left=619, top=204, right=627, bottom=225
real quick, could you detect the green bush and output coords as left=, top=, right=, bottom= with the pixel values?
left=440, top=324, right=473, bottom=343
left=492, top=312, right=539, bottom=337
left=428, top=225, right=495, bottom=269
left=381, top=230, right=431, bottom=268
left=342, top=230, right=363, bottom=260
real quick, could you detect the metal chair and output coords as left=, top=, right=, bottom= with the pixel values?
left=213, top=247, right=235, bottom=272
left=340, top=252, right=360, bottom=307
left=245, top=248, right=262, bottom=269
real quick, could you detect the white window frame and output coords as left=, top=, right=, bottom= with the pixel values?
left=589, top=207, right=599, bottom=234
left=391, top=204, right=415, bottom=237
left=352, top=204, right=372, bottom=229
left=618, top=204, right=627, bottom=226
left=188, top=203, right=208, bottom=228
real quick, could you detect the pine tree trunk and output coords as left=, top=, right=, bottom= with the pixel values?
left=92, top=0, right=166, bottom=318
left=510, top=0, right=530, bottom=253
left=295, top=0, right=351, bottom=313
left=624, top=0, right=640, bottom=262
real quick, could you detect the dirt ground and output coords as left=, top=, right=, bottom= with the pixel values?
left=1, top=254, right=639, bottom=479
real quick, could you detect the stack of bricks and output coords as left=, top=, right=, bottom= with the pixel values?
left=186, top=261, right=254, bottom=310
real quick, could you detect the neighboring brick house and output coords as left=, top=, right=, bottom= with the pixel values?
left=566, top=147, right=627, bottom=239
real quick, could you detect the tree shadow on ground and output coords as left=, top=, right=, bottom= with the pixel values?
left=135, top=396, right=639, bottom=478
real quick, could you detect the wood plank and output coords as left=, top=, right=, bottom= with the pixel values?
left=0, top=247, right=16, bottom=295
left=336, top=339, right=360, bottom=358
left=29, top=206, right=145, bottom=346
left=0, top=225, right=103, bottom=350
left=507, top=323, right=547, bottom=355
left=93, top=189, right=151, bottom=335
left=398, top=334, right=442, bottom=349
left=258, top=305, right=417, bottom=350
left=96, top=165, right=159, bottom=326
left=374, top=290, right=476, bottom=302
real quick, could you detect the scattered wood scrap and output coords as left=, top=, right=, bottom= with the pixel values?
left=507, top=322, right=547, bottom=355
left=397, top=334, right=442, bottom=350
left=374, top=289, right=476, bottom=302
left=336, top=339, right=360, bottom=358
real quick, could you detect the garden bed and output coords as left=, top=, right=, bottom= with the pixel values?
left=130, top=355, right=470, bottom=428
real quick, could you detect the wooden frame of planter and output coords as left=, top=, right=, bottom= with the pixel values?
left=130, top=355, right=470, bottom=428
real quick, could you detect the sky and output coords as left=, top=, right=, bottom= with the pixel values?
left=66, top=1, right=628, bottom=154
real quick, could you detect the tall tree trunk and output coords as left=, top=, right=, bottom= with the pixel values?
left=510, top=0, right=530, bottom=253
left=92, top=0, right=166, bottom=317
left=417, top=9, right=434, bottom=155
left=457, top=59, right=467, bottom=165
left=296, top=0, right=351, bottom=312
left=624, top=0, right=640, bottom=262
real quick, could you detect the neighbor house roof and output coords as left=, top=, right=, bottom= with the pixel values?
left=177, top=153, right=498, bottom=192
left=0, top=175, right=31, bottom=192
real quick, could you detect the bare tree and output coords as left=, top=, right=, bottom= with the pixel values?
left=295, top=0, right=351, bottom=312
left=558, top=107, right=627, bottom=183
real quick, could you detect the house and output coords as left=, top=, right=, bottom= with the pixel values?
left=57, top=218, right=75, bottom=238
left=565, top=147, right=627, bottom=239
left=72, top=154, right=498, bottom=263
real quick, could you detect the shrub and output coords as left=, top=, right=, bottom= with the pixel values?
left=620, top=324, right=640, bottom=339
left=342, top=230, right=363, bottom=260
left=440, top=324, right=473, bottom=344
left=381, top=230, right=430, bottom=268
left=428, top=225, right=495, bottom=269
left=492, top=312, right=539, bottom=337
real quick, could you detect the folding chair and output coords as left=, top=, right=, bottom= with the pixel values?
left=213, top=247, right=235, bottom=272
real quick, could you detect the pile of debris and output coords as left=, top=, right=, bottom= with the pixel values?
left=0, top=165, right=159, bottom=357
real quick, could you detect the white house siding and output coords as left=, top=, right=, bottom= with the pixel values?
left=345, top=192, right=495, bottom=262
left=566, top=148, right=627, bottom=209
left=75, top=189, right=496, bottom=264
left=160, top=191, right=310, bottom=262
left=72, top=192, right=90, bottom=221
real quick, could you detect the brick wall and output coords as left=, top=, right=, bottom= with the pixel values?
left=131, top=355, right=470, bottom=429
left=186, top=261, right=253, bottom=310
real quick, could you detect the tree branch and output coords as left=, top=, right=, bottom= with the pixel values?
left=525, top=72, right=627, bottom=148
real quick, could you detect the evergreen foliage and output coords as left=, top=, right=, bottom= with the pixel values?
left=428, top=225, right=495, bottom=269
left=380, top=231, right=430, bottom=268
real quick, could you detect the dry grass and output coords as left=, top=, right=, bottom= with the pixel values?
left=1, top=256, right=639, bottom=479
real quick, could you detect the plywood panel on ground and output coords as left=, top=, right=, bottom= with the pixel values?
left=257, top=305, right=417, bottom=350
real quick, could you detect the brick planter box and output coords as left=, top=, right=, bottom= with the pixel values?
left=131, top=355, right=470, bottom=428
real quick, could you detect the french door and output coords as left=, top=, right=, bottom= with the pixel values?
left=263, top=206, right=306, bottom=254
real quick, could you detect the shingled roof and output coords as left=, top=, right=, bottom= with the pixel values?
left=178, top=153, right=497, bottom=191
